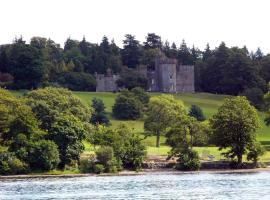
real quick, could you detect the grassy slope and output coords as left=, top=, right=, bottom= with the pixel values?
left=11, top=91, right=270, bottom=162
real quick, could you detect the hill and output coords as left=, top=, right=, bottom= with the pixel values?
left=11, top=91, right=270, bottom=162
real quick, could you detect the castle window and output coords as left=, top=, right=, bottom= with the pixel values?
left=152, top=79, right=155, bottom=84
left=169, top=75, right=172, bottom=79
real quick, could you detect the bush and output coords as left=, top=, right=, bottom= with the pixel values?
left=94, top=164, right=105, bottom=174
left=28, top=140, right=60, bottom=171
left=90, top=98, right=110, bottom=125
left=189, top=105, right=206, bottom=121
left=247, top=142, right=265, bottom=166
left=0, top=152, right=28, bottom=175
left=96, top=146, right=114, bottom=166
left=56, top=72, right=96, bottom=91
left=175, top=149, right=201, bottom=171
left=112, top=90, right=142, bottom=120
left=91, top=125, right=146, bottom=171
left=79, top=159, right=95, bottom=173
left=131, top=87, right=150, bottom=105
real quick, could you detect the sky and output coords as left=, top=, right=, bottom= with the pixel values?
left=0, top=0, right=270, bottom=53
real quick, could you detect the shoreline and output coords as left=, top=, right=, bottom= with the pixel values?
left=1, top=167, right=270, bottom=179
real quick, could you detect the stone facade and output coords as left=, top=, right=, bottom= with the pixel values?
left=148, top=57, right=194, bottom=93
left=95, top=69, right=119, bottom=92
left=95, top=57, right=195, bottom=93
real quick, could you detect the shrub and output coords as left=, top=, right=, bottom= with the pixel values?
left=247, top=142, right=265, bottom=166
left=188, top=105, right=206, bottom=121
left=91, top=125, right=146, bottom=170
left=28, top=140, right=60, bottom=171
left=175, top=149, right=201, bottom=171
left=112, top=90, right=142, bottom=120
left=131, top=87, right=150, bottom=105
left=90, top=98, right=110, bottom=125
left=79, top=159, right=95, bottom=173
left=96, top=146, right=114, bottom=166
left=94, top=164, right=105, bottom=174
left=0, top=152, right=28, bottom=175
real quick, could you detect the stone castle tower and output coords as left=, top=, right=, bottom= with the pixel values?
left=95, top=68, right=119, bottom=92
left=96, top=57, right=195, bottom=93
left=148, top=57, right=194, bottom=93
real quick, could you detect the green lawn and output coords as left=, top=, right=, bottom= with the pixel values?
left=10, top=90, right=270, bottom=161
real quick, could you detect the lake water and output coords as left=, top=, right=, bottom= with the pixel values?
left=1, top=172, right=270, bottom=200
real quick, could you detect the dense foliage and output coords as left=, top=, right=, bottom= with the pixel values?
left=1, top=34, right=269, bottom=95
left=112, top=88, right=149, bottom=120
left=90, top=125, right=146, bottom=170
left=0, top=87, right=92, bottom=173
left=188, top=105, right=206, bottom=121
left=144, top=95, right=186, bottom=147
left=90, top=98, right=110, bottom=125
left=210, top=96, right=261, bottom=165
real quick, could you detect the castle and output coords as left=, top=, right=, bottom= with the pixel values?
left=96, top=57, right=195, bottom=93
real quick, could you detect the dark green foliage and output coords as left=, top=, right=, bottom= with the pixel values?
left=96, top=146, right=119, bottom=172
left=198, top=43, right=267, bottom=95
left=189, top=105, right=206, bottom=121
left=93, top=164, right=105, bottom=174
left=0, top=152, right=28, bottom=175
left=90, top=98, right=110, bottom=125
left=210, top=96, right=260, bottom=165
left=96, top=146, right=114, bottom=166
left=1, top=35, right=270, bottom=95
left=91, top=125, right=146, bottom=170
left=242, top=88, right=265, bottom=111
left=116, top=68, right=148, bottom=90
left=56, top=72, right=96, bottom=91
left=175, top=148, right=201, bottom=171
left=121, top=34, right=143, bottom=68
left=112, top=90, right=143, bottom=120
left=131, top=87, right=150, bottom=105
left=247, top=142, right=265, bottom=165
left=48, top=115, right=86, bottom=169
left=25, top=87, right=92, bottom=130
left=27, top=140, right=60, bottom=171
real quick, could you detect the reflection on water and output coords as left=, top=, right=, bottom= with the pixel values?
left=0, top=172, right=270, bottom=200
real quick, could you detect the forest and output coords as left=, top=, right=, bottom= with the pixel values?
left=0, top=33, right=269, bottom=97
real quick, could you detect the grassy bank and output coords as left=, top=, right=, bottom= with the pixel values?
left=11, top=91, right=270, bottom=162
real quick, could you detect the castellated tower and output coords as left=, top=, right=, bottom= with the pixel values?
left=148, top=57, right=194, bottom=93
left=95, top=57, right=195, bottom=93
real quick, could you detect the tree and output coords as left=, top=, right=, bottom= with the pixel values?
left=131, top=87, right=150, bottom=106
left=121, top=34, right=142, bottom=68
left=116, top=68, right=148, bottom=90
left=242, top=87, right=265, bottom=110
left=144, top=95, right=187, bottom=147
left=112, top=90, right=143, bottom=120
left=188, top=105, right=206, bottom=121
left=25, top=87, right=92, bottom=130
left=56, top=72, right=96, bottom=91
left=27, top=140, right=60, bottom=171
left=90, top=98, right=110, bottom=125
left=210, top=96, right=260, bottom=165
left=91, top=125, right=146, bottom=169
left=144, top=33, right=162, bottom=49
left=48, top=114, right=86, bottom=168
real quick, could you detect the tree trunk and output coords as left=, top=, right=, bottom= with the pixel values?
left=156, top=130, right=160, bottom=148
left=237, top=154, right=243, bottom=166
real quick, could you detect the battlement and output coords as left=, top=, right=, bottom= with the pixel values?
left=155, top=58, right=177, bottom=65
